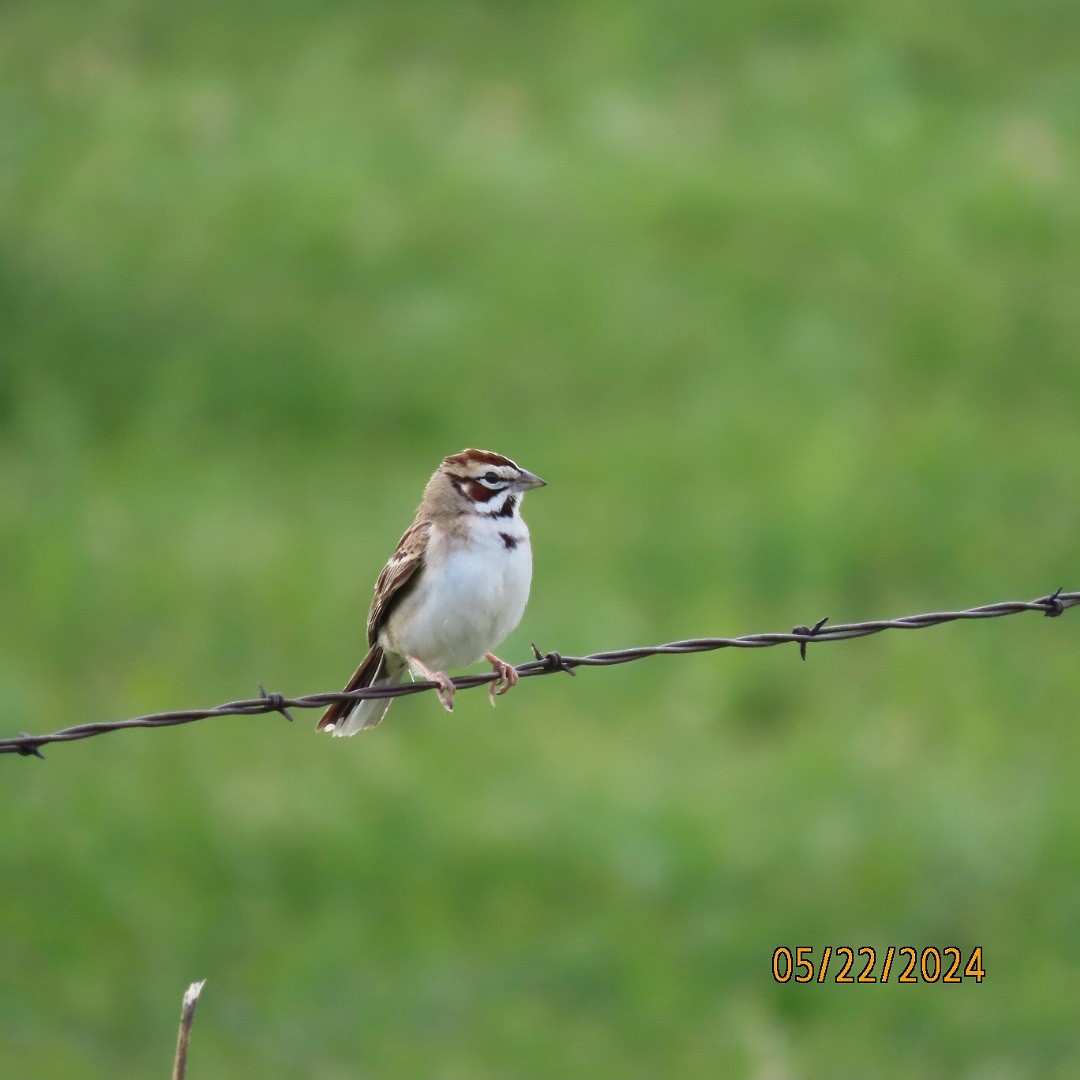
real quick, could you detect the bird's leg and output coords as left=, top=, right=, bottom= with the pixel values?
left=407, top=655, right=455, bottom=712
left=484, top=653, right=519, bottom=706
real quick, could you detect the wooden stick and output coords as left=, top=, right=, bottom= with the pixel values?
left=171, top=980, right=207, bottom=1080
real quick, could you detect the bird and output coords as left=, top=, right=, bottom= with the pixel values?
left=317, top=449, right=547, bottom=736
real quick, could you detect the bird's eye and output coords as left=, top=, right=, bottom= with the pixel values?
left=483, top=471, right=500, bottom=484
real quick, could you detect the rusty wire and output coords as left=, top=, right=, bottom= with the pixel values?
left=2, top=588, right=1075, bottom=760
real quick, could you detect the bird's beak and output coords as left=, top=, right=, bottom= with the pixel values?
left=516, top=469, right=547, bottom=491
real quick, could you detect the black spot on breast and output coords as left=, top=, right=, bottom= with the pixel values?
left=499, top=532, right=518, bottom=550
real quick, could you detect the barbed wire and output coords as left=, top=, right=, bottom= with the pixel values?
left=3, top=588, right=1075, bottom=760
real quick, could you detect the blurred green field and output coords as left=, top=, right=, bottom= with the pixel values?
left=2, top=2, right=1079, bottom=1077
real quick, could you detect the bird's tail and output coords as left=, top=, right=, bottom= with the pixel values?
left=316, top=645, right=408, bottom=736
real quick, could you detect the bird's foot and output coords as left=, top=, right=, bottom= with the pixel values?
left=431, top=671, right=455, bottom=712
left=484, top=653, right=519, bottom=706
left=408, top=656, right=456, bottom=712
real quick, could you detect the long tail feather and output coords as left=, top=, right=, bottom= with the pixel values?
left=317, top=646, right=408, bottom=736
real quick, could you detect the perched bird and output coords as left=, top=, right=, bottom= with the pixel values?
left=317, top=449, right=546, bottom=736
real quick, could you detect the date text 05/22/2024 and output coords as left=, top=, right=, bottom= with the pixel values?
left=772, top=946, right=985, bottom=985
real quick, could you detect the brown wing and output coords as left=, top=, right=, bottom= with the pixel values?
left=366, top=517, right=431, bottom=645
left=316, top=519, right=430, bottom=733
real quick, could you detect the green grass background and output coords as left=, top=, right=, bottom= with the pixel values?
left=2, top=2, right=1079, bottom=1077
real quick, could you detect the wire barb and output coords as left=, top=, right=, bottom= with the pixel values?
left=1040, top=586, right=1066, bottom=618
left=792, top=617, right=830, bottom=661
left=16, top=734, right=45, bottom=760
left=258, top=684, right=295, bottom=723
left=531, top=642, right=577, bottom=676
left=2, top=588, right=1076, bottom=759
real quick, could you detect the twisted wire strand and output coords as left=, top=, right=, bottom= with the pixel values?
left=3, top=589, right=1075, bottom=759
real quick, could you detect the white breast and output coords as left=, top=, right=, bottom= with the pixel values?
left=382, top=519, right=533, bottom=672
